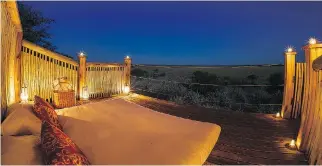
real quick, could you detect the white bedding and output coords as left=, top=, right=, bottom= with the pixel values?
left=1, top=135, right=43, bottom=165
left=57, top=98, right=221, bottom=165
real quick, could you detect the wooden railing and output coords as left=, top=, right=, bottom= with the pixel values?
left=291, top=63, right=306, bottom=118
left=1, top=1, right=131, bottom=115
left=86, top=63, right=125, bottom=99
left=296, top=44, right=322, bottom=165
left=19, top=43, right=132, bottom=102
left=21, top=40, right=79, bottom=102
left=1, top=1, right=23, bottom=118
left=282, top=43, right=322, bottom=164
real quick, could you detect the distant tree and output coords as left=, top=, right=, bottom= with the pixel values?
left=131, top=68, right=148, bottom=77
left=267, top=72, right=284, bottom=94
left=18, top=2, right=73, bottom=59
left=152, top=69, right=159, bottom=78
left=18, top=2, right=56, bottom=51
left=192, top=71, right=210, bottom=83
left=247, top=74, right=259, bottom=84
left=158, top=72, right=166, bottom=77
left=223, top=76, right=231, bottom=85
left=268, top=72, right=283, bottom=85
left=192, top=71, right=219, bottom=84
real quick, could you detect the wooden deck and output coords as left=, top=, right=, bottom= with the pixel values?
left=118, top=94, right=308, bottom=165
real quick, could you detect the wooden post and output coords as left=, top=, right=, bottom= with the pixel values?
left=14, top=31, right=23, bottom=103
left=296, top=41, right=322, bottom=152
left=3, top=1, right=23, bottom=105
left=281, top=49, right=296, bottom=119
left=124, top=56, right=132, bottom=93
left=78, top=52, right=87, bottom=99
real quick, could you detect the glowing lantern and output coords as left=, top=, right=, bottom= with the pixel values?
left=290, top=139, right=296, bottom=148
left=20, top=84, right=28, bottom=103
left=276, top=112, right=280, bottom=118
left=124, top=86, right=130, bottom=94
left=308, top=38, right=317, bottom=45
left=82, top=86, right=89, bottom=100
left=78, top=51, right=86, bottom=57
left=287, top=48, right=293, bottom=52
left=53, top=77, right=73, bottom=91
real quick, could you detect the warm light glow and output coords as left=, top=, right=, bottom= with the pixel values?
left=79, top=51, right=85, bottom=57
left=131, top=93, right=138, bottom=97
left=82, top=86, right=89, bottom=100
left=20, top=85, right=28, bottom=103
left=287, top=47, right=293, bottom=53
left=309, top=38, right=317, bottom=45
left=285, top=46, right=295, bottom=53
left=296, top=139, right=301, bottom=148
left=276, top=112, right=280, bottom=118
left=290, top=139, right=296, bottom=148
left=124, top=86, right=130, bottom=94
left=126, top=55, right=130, bottom=59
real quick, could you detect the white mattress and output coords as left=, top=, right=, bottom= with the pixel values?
left=57, top=98, right=221, bottom=165
left=1, top=135, right=43, bottom=165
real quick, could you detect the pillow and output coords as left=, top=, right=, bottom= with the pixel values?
left=33, top=96, right=62, bottom=130
left=34, top=95, right=54, bottom=110
left=40, top=120, right=90, bottom=165
left=1, top=104, right=42, bottom=136
left=1, top=135, right=43, bottom=165
left=5, top=103, right=34, bottom=117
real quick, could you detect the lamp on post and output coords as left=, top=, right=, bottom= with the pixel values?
left=20, top=83, right=28, bottom=103
left=308, top=37, right=317, bottom=45
left=82, top=86, right=89, bottom=100
left=123, top=85, right=130, bottom=94
left=124, top=55, right=132, bottom=95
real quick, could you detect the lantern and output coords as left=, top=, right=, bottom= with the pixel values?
left=286, top=139, right=297, bottom=150
left=82, top=86, right=89, bottom=100
left=53, top=77, right=73, bottom=91
left=308, top=37, right=317, bottom=45
left=290, top=140, right=296, bottom=148
left=52, top=77, right=76, bottom=108
left=20, top=83, right=28, bottom=103
left=124, top=86, right=130, bottom=94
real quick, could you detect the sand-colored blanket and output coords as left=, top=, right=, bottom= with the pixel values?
left=57, top=98, right=221, bottom=165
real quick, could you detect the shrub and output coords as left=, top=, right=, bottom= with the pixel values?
left=131, top=68, right=148, bottom=77
left=131, top=71, right=282, bottom=113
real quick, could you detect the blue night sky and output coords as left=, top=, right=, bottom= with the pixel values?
left=24, top=1, right=322, bottom=65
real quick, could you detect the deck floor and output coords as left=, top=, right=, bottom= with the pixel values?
left=118, top=94, right=307, bottom=165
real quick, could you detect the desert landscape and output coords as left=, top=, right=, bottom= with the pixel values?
left=131, top=64, right=284, bottom=113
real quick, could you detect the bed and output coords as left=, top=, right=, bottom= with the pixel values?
left=1, top=98, right=221, bottom=165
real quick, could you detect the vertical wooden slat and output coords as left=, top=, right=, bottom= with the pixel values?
left=292, top=63, right=305, bottom=119
left=84, top=64, right=125, bottom=99
left=20, top=41, right=78, bottom=102
left=291, top=63, right=299, bottom=118
left=307, top=71, right=321, bottom=164
left=296, top=44, right=322, bottom=165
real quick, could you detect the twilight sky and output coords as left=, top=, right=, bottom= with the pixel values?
left=24, top=1, right=322, bottom=65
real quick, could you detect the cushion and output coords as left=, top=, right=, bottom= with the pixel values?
left=34, top=95, right=54, bottom=110
left=1, top=135, right=43, bottom=165
left=33, top=96, right=62, bottom=130
left=40, top=120, right=90, bottom=165
left=1, top=103, right=42, bottom=136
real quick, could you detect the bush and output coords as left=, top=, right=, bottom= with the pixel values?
left=131, top=68, right=148, bottom=77
left=268, top=72, right=283, bottom=85
left=192, top=71, right=220, bottom=84
left=131, top=71, right=283, bottom=113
